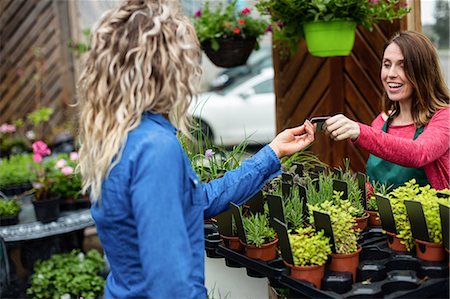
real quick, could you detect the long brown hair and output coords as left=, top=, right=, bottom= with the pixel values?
left=77, top=0, right=202, bottom=201
left=381, top=31, right=449, bottom=127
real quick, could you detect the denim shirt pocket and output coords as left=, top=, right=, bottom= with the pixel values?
left=188, top=171, right=206, bottom=207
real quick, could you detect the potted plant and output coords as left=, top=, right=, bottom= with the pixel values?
left=308, top=193, right=361, bottom=282
left=405, top=184, right=450, bottom=262
left=242, top=211, right=278, bottom=261
left=257, top=0, right=410, bottom=57
left=0, top=154, right=35, bottom=196
left=26, top=249, right=106, bottom=299
left=366, top=180, right=393, bottom=227
left=193, top=0, right=269, bottom=67
left=0, top=196, right=21, bottom=226
left=285, top=226, right=332, bottom=288
left=29, top=140, right=61, bottom=223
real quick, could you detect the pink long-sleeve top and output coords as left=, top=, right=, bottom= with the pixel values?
left=354, top=108, right=450, bottom=190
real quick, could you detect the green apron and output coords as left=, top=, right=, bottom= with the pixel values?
left=366, top=118, right=429, bottom=189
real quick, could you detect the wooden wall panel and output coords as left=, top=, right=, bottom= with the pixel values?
left=274, top=20, right=406, bottom=173
left=0, top=0, right=76, bottom=141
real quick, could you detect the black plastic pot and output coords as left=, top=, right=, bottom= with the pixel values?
left=202, top=38, right=256, bottom=68
left=32, top=195, right=61, bottom=224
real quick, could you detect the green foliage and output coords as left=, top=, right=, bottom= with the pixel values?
left=306, top=172, right=334, bottom=205
left=193, top=0, right=268, bottom=51
left=284, top=184, right=305, bottom=231
left=257, top=0, right=410, bottom=54
left=27, top=107, right=54, bottom=127
left=289, top=226, right=331, bottom=266
left=27, top=250, right=105, bottom=299
left=280, top=150, right=326, bottom=172
left=0, top=197, right=21, bottom=216
left=68, top=28, right=92, bottom=55
left=390, top=180, right=450, bottom=246
left=45, top=153, right=82, bottom=200
left=335, top=159, right=364, bottom=217
left=243, top=211, right=276, bottom=247
left=308, top=196, right=359, bottom=254
left=0, top=154, right=35, bottom=187
left=367, top=181, right=393, bottom=211
left=179, top=120, right=249, bottom=182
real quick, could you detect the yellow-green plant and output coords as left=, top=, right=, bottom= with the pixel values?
left=308, top=192, right=358, bottom=254
left=289, top=226, right=331, bottom=266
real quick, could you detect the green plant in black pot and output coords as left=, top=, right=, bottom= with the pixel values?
left=0, top=154, right=35, bottom=196
left=27, top=250, right=105, bottom=299
left=0, top=196, right=21, bottom=226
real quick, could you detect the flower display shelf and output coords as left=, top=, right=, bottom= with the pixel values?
left=204, top=222, right=449, bottom=298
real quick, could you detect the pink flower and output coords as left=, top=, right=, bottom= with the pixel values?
left=61, top=166, right=74, bottom=175
left=0, top=123, right=16, bottom=133
left=70, top=152, right=79, bottom=161
left=205, top=149, right=215, bottom=159
left=240, top=7, right=251, bottom=14
left=32, top=140, right=51, bottom=157
left=194, top=10, right=202, bottom=17
left=264, top=24, right=272, bottom=33
left=55, top=159, right=67, bottom=169
left=33, top=154, right=43, bottom=163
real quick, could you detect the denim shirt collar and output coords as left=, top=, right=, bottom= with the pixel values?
left=143, top=111, right=177, bottom=135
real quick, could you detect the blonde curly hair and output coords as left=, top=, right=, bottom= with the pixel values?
left=77, top=0, right=201, bottom=201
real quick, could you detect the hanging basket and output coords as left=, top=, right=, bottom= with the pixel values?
left=303, top=21, right=356, bottom=57
left=202, top=38, right=256, bottom=68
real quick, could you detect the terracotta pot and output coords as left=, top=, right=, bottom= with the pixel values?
left=221, top=235, right=243, bottom=251
left=386, top=231, right=407, bottom=253
left=415, top=239, right=446, bottom=262
left=353, top=212, right=370, bottom=231
left=242, top=238, right=278, bottom=261
left=366, top=210, right=381, bottom=227
left=328, top=245, right=362, bottom=282
left=284, top=261, right=325, bottom=288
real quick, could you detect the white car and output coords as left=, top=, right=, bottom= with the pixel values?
left=190, top=68, right=275, bottom=146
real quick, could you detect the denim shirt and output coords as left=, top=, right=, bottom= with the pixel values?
left=91, top=112, right=281, bottom=299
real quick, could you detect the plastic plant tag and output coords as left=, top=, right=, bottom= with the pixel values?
left=356, top=172, right=367, bottom=210
left=310, top=116, right=331, bottom=132
left=439, top=203, right=449, bottom=251
left=333, top=179, right=348, bottom=200
left=314, top=165, right=326, bottom=174
left=333, top=167, right=342, bottom=178
left=404, top=200, right=430, bottom=242
left=299, top=185, right=308, bottom=218
left=215, top=210, right=233, bottom=236
left=272, top=218, right=294, bottom=265
left=267, top=194, right=286, bottom=227
left=313, top=210, right=336, bottom=253
left=375, top=194, right=397, bottom=234
left=292, top=162, right=304, bottom=177
left=282, top=173, right=293, bottom=185
left=229, top=202, right=247, bottom=244
left=282, top=182, right=291, bottom=198
left=244, top=191, right=265, bottom=215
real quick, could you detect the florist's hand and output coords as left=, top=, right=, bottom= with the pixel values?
left=323, top=114, right=360, bottom=141
left=269, top=120, right=315, bottom=158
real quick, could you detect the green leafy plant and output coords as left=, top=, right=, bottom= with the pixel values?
left=0, top=154, right=35, bottom=188
left=243, top=211, right=276, bottom=247
left=46, top=152, right=82, bottom=200
left=0, top=197, right=21, bottom=217
left=308, top=192, right=359, bottom=254
left=257, top=0, right=410, bottom=54
left=284, top=186, right=305, bottom=231
left=289, top=226, right=331, bottom=266
left=305, top=172, right=334, bottom=206
left=335, top=159, right=364, bottom=217
left=193, top=0, right=268, bottom=51
left=27, top=250, right=105, bottom=299
left=367, top=180, right=393, bottom=211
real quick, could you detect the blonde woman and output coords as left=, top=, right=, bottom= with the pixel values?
left=77, top=0, right=315, bottom=298
left=324, top=31, right=449, bottom=190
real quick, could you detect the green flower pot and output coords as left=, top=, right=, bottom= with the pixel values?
left=303, top=21, right=357, bottom=57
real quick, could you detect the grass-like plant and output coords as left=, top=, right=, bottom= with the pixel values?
left=243, top=211, right=276, bottom=247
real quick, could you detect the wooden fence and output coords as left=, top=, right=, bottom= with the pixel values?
left=0, top=0, right=76, bottom=140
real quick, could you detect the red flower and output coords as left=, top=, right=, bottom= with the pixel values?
left=233, top=27, right=240, bottom=34
left=240, top=7, right=251, bottom=14
left=366, top=181, right=374, bottom=200
left=238, top=19, right=245, bottom=25
left=194, top=10, right=202, bottom=17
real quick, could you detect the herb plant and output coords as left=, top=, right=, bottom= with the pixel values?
left=289, top=226, right=331, bottom=266
left=243, top=212, right=276, bottom=247
left=0, top=197, right=21, bottom=217
left=0, top=154, right=35, bottom=188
